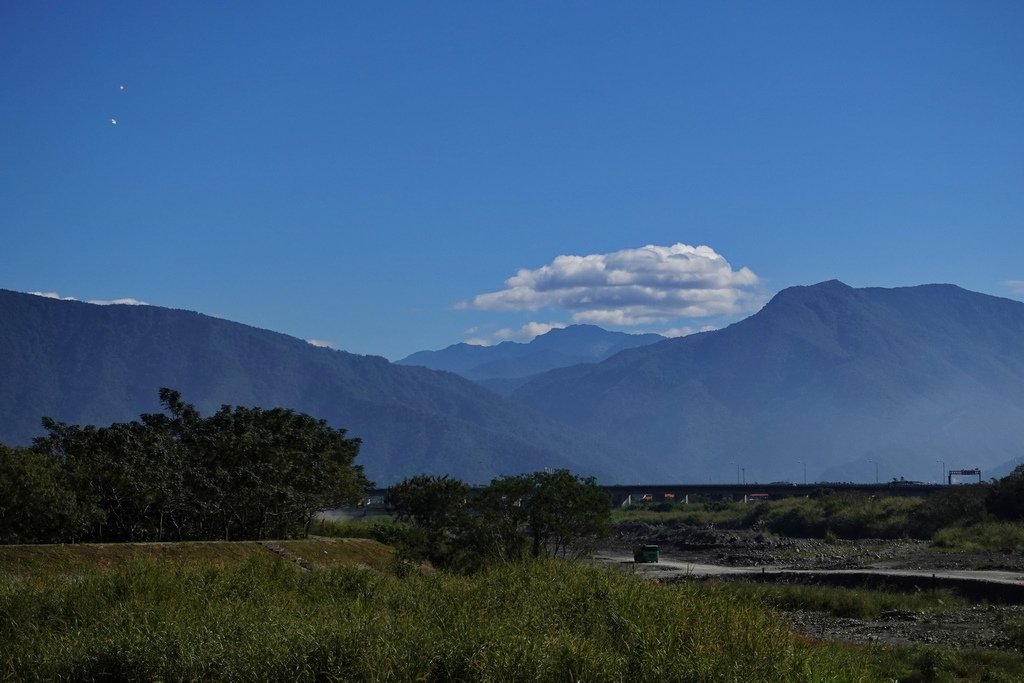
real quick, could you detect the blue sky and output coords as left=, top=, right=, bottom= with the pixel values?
left=2, top=2, right=1022, bottom=359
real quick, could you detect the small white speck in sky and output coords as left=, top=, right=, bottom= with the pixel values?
left=118, top=84, right=125, bottom=91
left=110, top=118, right=118, bottom=125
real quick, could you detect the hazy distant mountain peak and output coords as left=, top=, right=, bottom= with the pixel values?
left=397, top=324, right=665, bottom=385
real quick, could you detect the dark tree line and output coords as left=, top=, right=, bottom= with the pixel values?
left=388, top=469, right=611, bottom=573
left=0, top=389, right=369, bottom=544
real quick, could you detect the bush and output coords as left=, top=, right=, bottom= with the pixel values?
left=988, top=466, right=1024, bottom=521
left=932, top=522, right=1024, bottom=552
left=762, top=498, right=828, bottom=538
left=909, top=486, right=989, bottom=538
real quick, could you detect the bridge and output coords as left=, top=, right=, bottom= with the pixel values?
left=597, top=482, right=952, bottom=506
left=367, top=481, right=958, bottom=507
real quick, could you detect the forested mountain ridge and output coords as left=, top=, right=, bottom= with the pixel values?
left=512, top=281, right=1024, bottom=483
left=398, top=325, right=664, bottom=386
left=0, top=289, right=636, bottom=484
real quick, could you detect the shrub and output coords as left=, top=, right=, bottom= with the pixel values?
left=932, top=521, right=1024, bottom=552
left=909, top=486, right=989, bottom=537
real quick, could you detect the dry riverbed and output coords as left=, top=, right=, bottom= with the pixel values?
left=611, top=521, right=1024, bottom=571
left=600, top=523, right=1024, bottom=652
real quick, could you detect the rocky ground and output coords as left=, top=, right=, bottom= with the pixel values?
left=785, top=604, right=1024, bottom=650
left=610, top=521, right=1024, bottom=571
left=605, top=522, right=1024, bottom=652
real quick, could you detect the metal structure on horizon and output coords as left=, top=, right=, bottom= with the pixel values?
left=947, top=468, right=983, bottom=485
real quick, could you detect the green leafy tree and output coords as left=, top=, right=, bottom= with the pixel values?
left=388, top=469, right=611, bottom=570
left=911, top=484, right=989, bottom=536
left=389, top=475, right=470, bottom=567
left=25, top=389, right=369, bottom=543
left=0, top=445, right=94, bottom=543
left=514, top=469, right=611, bottom=558
left=474, top=475, right=534, bottom=563
left=987, top=465, right=1024, bottom=521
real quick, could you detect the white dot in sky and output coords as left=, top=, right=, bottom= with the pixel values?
left=111, top=118, right=118, bottom=125
left=119, top=85, right=125, bottom=91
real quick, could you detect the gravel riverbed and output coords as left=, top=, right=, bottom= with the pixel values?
left=603, top=523, right=1024, bottom=651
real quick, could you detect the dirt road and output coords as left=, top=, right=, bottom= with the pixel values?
left=594, top=550, right=1024, bottom=588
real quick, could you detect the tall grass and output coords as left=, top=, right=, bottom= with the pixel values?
left=310, top=515, right=399, bottom=540
left=1, top=556, right=888, bottom=681
left=711, top=580, right=967, bottom=620
left=932, top=521, right=1024, bottom=552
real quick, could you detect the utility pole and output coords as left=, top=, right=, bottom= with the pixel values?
left=868, top=459, right=878, bottom=483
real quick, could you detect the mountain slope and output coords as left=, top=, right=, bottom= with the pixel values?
left=398, top=325, right=664, bottom=383
left=0, top=290, right=639, bottom=484
left=512, top=281, right=1024, bottom=482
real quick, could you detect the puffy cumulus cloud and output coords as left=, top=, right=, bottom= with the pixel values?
left=1004, top=280, right=1024, bottom=296
left=29, top=291, right=148, bottom=306
left=306, top=339, right=337, bottom=349
left=460, top=244, right=760, bottom=325
left=465, top=321, right=567, bottom=346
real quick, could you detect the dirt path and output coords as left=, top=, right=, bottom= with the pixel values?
left=595, top=550, right=1024, bottom=588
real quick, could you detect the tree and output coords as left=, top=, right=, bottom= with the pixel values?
left=0, top=445, right=94, bottom=543
left=390, top=474, right=470, bottom=528
left=911, top=484, right=989, bottom=537
left=387, top=469, right=611, bottom=570
left=512, top=469, right=611, bottom=558
left=987, top=465, right=1024, bottom=521
left=24, top=389, right=370, bottom=543
left=388, top=475, right=471, bottom=567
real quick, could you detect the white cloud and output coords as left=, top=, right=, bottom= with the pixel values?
left=662, top=324, right=719, bottom=338
left=29, top=291, right=78, bottom=301
left=460, top=243, right=761, bottom=325
left=29, top=291, right=148, bottom=306
left=465, top=321, right=567, bottom=346
left=1005, top=280, right=1024, bottom=296
left=88, top=297, right=148, bottom=306
left=306, top=339, right=337, bottom=349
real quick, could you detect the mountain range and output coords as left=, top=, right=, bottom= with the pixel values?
left=3, top=281, right=1023, bottom=485
left=512, top=281, right=1024, bottom=483
left=397, top=325, right=664, bottom=394
left=0, top=289, right=635, bottom=485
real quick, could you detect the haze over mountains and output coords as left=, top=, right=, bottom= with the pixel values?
left=0, top=289, right=634, bottom=485
left=398, top=325, right=664, bottom=394
left=2, top=281, right=1023, bottom=485
left=513, top=281, right=1024, bottom=483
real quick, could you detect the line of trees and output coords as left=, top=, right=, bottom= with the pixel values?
left=0, top=389, right=369, bottom=544
left=387, top=470, right=611, bottom=573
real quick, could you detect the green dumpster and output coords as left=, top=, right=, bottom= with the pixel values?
left=633, top=544, right=660, bottom=563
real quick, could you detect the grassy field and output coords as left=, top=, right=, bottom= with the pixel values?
left=0, top=537, right=394, bottom=578
left=705, top=579, right=967, bottom=620
left=3, top=541, right=1024, bottom=681
left=0, top=555, right=860, bottom=681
